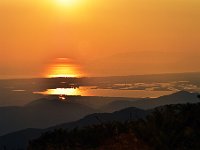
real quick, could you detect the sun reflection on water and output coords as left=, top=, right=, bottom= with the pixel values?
left=44, top=88, right=82, bottom=96
left=34, top=87, right=88, bottom=100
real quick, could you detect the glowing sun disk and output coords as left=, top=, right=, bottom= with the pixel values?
left=56, top=0, right=78, bottom=6
left=45, top=58, right=84, bottom=78
left=47, top=64, right=79, bottom=78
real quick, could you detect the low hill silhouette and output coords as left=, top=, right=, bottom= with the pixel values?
left=0, top=91, right=199, bottom=136
left=0, top=90, right=199, bottom=150
left=27, top=102, right=200, bottom=150
left=0, top=107, right=148, bottom=150
left=0, top=98, right=95, bottom=136
left=102, top=91, right=199, bottom=111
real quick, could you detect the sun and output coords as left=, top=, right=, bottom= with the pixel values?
left=45, top=58, right=84, bottom=78
left=56, top=0, right=78, bottom=6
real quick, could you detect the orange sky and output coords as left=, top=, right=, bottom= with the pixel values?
left=0, top=0, right=200, bottom=78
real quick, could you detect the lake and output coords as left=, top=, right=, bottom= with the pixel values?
left=34, top=86, right=174, bottom=99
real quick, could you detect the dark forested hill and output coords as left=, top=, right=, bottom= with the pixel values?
left=27, top=102, right=200, bottom=150
left=101, top=91, right=199, bottom=111
left=0, top=91, right=199, bottom=149
left=0, top=107, right=148, bottom=150
left=0, top=91, right=198, bottom=136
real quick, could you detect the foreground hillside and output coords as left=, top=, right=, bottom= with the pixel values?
left=0, top=107, right=148, bottom=150
left=28, top=102, right=200, bottom=150
left=0, top=91, right=199, bottom=136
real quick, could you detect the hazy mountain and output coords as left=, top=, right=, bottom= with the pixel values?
left=0, top=98, right=95, bottom=136
left=0, top=107, right=148, bottom=150
left=102, top=91, right=199, bottom=111
left=51, top=107, right=148, bottom=130
left=0, top=90, right=199, bottom=150
left=0, top=91, right=199, bottom=136
left=27, top=103, right=200, bottom=150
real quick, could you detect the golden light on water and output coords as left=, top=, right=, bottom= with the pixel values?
left=34, top=88, right=85, bottom=100
left=42, top=88, right=82, bottom=96
left=45, top=58, right=84, bottom=78
left=34, top=87, right=90, bottom=98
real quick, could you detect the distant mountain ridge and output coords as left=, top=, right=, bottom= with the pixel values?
left=0, top=91, right=199, bottom=137
left=102, top=91, right=199, bottom=112
left=0, top=107, right=148, bottom=150
left=0, top=91, right=199, bottom=149
left=0, top=99, right=96, bottom=136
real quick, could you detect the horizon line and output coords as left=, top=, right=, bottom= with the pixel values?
left=0, top=71, right=200, bottom=80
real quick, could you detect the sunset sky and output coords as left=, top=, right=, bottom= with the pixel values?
left=0, top=0, right=200, bottom=78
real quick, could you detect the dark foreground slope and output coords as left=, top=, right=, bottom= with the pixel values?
left=0, top=91, right=199, bottom=149
left=28, top=102, right=200, bottom=150
left=0, top=99, right=95, bottom=136
left=0, top=107, right=148, bottom=150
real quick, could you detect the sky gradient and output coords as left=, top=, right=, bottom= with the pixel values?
left=0, top=0, right=200, bottom=78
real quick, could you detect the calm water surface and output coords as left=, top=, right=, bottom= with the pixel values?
left=34, top=86, right=174, bottom=98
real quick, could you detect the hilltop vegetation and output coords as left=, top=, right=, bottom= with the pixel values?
left=28, top=102, right=200, bottom=150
